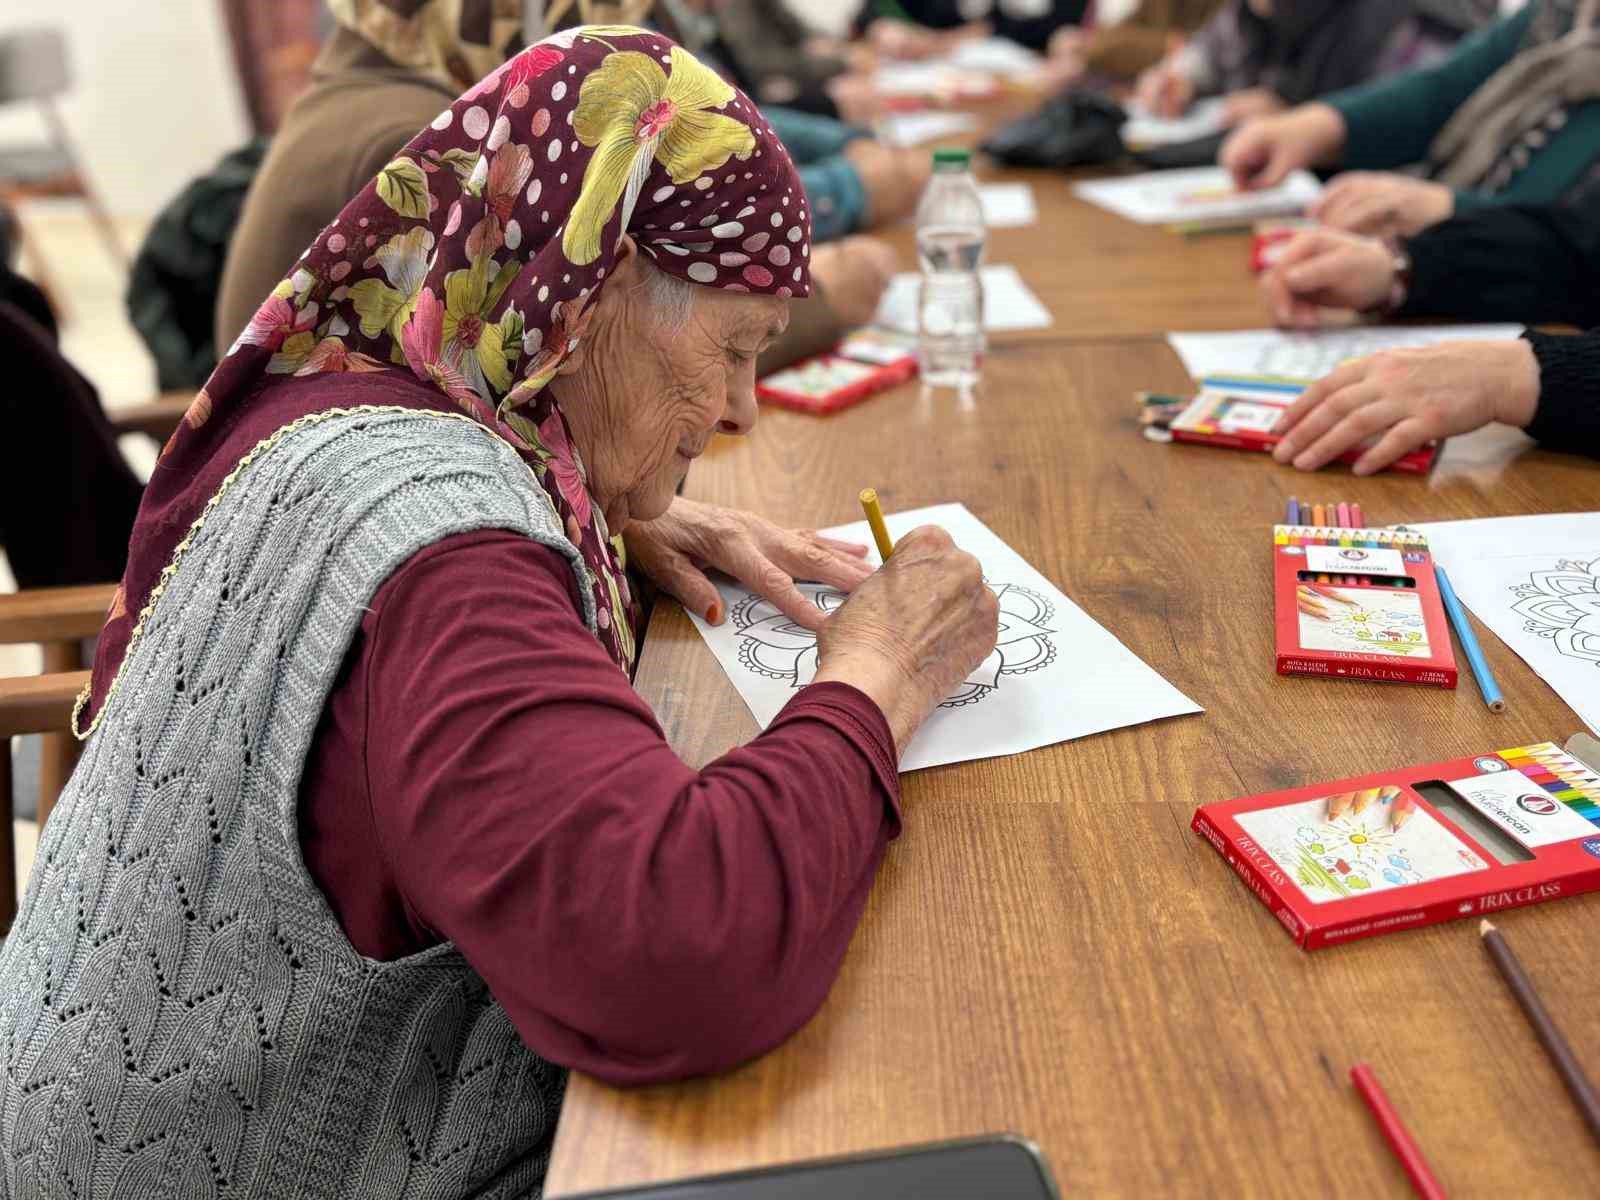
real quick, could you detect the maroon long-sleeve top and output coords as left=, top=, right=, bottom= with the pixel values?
left=297, top=528, right=902, bottom=1086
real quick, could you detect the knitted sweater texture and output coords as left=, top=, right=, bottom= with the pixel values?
left=0, top=408, right=592, bottom=1199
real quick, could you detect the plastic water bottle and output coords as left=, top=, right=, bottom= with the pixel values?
left=915, top=147, right=987, bottom=389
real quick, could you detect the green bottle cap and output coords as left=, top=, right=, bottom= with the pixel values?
left=931, top=147, right=971, bottom=168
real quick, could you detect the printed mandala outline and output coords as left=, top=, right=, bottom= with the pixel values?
left=730, top=579, right=1057, bottom=708
left=1508, top=555, right=1600, bottom=666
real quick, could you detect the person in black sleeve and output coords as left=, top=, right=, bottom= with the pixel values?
left=1255, top=203, right=1600, bottom=474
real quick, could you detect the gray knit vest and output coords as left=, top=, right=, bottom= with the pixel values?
left=0, top=407, right=595, bottom=1199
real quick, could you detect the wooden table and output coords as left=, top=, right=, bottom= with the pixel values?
left=544, top=170, right=1600, bottom=1197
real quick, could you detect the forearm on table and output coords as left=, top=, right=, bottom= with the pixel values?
left=394, top=682, right=902, bottom=1087
left=1522, top=331, right=1600, bottom=458
left=1401, top=206, right=1600, bottom=328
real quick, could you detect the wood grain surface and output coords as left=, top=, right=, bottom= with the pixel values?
left=545, top=335, right=1600, bottom=1198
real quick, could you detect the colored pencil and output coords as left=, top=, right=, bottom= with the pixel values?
left=1435, top=565, right=1506, bottom=712
left=1351, top=502, right=1366, bottom=527
left=1349, top=1064, right=1446, bottom=1200
left=1311, top=503, right=1327, bottom=527
left=1286, top=497, right=1301, bottom=525
left=1336, top=501, right=1352, bottom=528
left=1480, top=920, right=1600, bottom=1146
left=858, top=488, right=895, bottom=562
left=1390, top=790, right=1416, bottom=831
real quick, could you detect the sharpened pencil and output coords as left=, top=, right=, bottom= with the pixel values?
left=1481, top=920, right=1600, bottom=1147
left=1435, top=565, right=1506, bottom=712
left=858, top=488, right=895, bottom=562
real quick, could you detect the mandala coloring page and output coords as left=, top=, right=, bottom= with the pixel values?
left=730, top=580, right=1057, bottom=707
left=688, top=503, right=1202, bottom=772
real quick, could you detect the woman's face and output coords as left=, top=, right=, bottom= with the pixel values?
left=554, top=239, right=789, bottom=530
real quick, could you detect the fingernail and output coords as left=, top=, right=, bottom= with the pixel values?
left=706, top=602, right=722, bottom=624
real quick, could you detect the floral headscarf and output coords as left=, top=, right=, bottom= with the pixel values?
left=80, top=26, right=811, bottom=732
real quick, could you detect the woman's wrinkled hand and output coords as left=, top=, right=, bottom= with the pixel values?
left=1312, top=171, right=1454, bottom=238
left=625, top=498, right=873, bottom=630
left=813, top=526, right=1000, bottom=752
left=1269, top=340, right=1541, bottom=475
left=1259, top=228, right=1396, bottom=328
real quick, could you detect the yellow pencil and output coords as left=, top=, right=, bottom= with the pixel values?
left=859, top=488, right=895, bottom=561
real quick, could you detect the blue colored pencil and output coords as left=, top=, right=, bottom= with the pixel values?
left=1435, top=564, right=1506, bottom=713
left=1286, top=497, right=1301, bottom=525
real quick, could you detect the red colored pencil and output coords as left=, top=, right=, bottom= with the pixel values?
left=1350, top=1064, right=1446, bottom=1200
left=1351, top=502, right=1366, bottom=528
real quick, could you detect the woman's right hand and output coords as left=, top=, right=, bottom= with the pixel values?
left=813, top=526, right=1000, bottom=754
left=1220, top=103, right=1346, bottom=190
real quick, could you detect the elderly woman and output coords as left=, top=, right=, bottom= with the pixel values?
left=0, top=28, right=997, bottom=1198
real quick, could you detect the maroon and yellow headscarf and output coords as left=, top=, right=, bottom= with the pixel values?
left=82, top=26, right=811, bottom=731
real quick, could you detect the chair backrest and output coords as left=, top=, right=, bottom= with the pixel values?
left=0, top=28, right=70, bottom=106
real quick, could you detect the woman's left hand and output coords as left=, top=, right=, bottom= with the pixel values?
left=1312, top=172, right=1454, bottom=238
left=625, top=498, right=873, bottom=630
left=1269, top=340, right=1541, bottom=475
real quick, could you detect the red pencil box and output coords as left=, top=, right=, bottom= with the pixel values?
left=1192, top=742, right=1600, bottom=950
left=756, top=332, right=918, bottom=415
left=1273, top=524, right=1457, bottom=690
left=1168, top=382, right=1438, bottom=474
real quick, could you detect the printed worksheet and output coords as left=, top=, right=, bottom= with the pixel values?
left=1417, top=513, right=1600, bottom=735
left=874, top=264, right=1053, bottom=333
left=688, top=504, right=1202, bottom=772
left=1167, top=324, right=1525, bottom=383
left=1074, top=167, right=1321, bottom=225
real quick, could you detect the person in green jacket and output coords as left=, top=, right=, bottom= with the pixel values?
left=1220, top=1, right=1600, bottom=238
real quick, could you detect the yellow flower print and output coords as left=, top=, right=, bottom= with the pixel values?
left=563, top=45, right=756, bottom=265
left=441, top=252, right=522, bottom=399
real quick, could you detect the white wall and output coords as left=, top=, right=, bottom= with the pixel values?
left=0, top=0, right=251, bottom=217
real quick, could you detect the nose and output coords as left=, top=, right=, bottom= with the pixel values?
left=718, top=364, right=758, bottom=437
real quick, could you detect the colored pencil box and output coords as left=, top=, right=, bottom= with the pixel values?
left=1167, top=378, right=1438, bottom=474
left=1273, top=524, right=1457, bottom=689
left=756, top=332, right=918, bottom=415
left=1192, top=741, right=1600, bottom=950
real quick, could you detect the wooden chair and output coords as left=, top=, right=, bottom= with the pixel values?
left=0, top=395, right=186, bottom=927
left=0, top=589, right=100, bottom=931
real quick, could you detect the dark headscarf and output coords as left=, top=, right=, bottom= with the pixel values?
left=1237, top=0, right=1414, bottom=106
left=79, top=26, right=811, bottom=734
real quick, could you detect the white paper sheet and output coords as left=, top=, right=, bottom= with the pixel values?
left=688, top=504, right=1202, bottom=772
left=1120, top=97, right=1228, bottom=150
left=1413, top=513, right=1600, bottom=736
left=979, top=183, right=1038, bottom=228
left=1166, top=324, right=1526, bottom=384
left=874, top=264, right=1053, bottom=333
left=875, top=110, right=979, bottom=147
left=1074, top=166, right=1321, bottom=225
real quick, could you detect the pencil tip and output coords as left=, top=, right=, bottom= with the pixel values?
left=1480, top=918, right=1496, bottom=936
